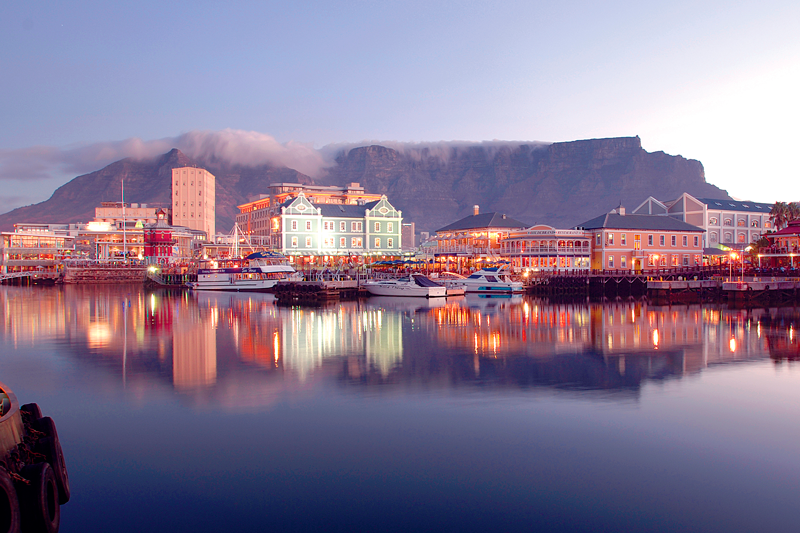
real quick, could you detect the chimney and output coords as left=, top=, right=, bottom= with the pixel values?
left=473, top=205, right=479, bottom=216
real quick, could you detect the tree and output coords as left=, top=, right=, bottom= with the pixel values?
left=787, top=202, right=800, bottom=224
left=770, top=202, right=790, bottom=230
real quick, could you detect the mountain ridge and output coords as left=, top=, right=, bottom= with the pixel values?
left=0, top=136, right=730, bottom=233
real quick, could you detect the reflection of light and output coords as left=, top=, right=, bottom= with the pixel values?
left=150, top=293, right=157, bottom=313
left=729, top=337, right=737, bottom=352
left=87, top=322, right=112, bottom=348
left=273, top=331, right=280, bottom=364
left=653, top=329, right=659, bottom=348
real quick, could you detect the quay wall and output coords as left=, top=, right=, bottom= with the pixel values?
left=62, top=266, right=146, bottom=284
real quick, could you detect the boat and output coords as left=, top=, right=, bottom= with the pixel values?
left=188, top=251, right=301, bottom=292
left=447, top=266, right=525, bottom=294
left=364, top=274, right=447, bottom=298
left=432, top=272, right=467, bottom=296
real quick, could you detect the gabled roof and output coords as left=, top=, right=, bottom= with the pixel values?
left=436, top=212, right=528, bottom=232
left=698, top=198, right=773, bottom=213
left=577, top=213, right=704, bottom=232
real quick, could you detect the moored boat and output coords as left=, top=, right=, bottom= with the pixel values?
left=364, top=274, right=447, bottom=298
left=187, top=251, right=301, bottom=292
left=447, top=266, right=524, bottom=294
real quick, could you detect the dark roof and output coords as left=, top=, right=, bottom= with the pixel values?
left=770, top=220, right=800, bottom=237
left=436, top=212, right=528, bottom=232
left=697, top=198, right=773, bottom=213
left=577, top=213, right=704, bottom=232
left=280, top=198, right=380, bottom=217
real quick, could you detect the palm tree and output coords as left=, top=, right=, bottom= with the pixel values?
left=770, top=202, right=790, bottom=230
left=787, top=202, right=800, bottom=225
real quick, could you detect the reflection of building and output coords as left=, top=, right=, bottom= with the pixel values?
left=172, top=167, right=215, bottom=238
left=172, top=306, right=217, bottom=389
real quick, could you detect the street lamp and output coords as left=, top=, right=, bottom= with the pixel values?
left=729, top=252, right=738, bottom=281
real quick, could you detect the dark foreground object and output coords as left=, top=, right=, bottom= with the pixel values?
left=0, top=383, right=69, bottom=533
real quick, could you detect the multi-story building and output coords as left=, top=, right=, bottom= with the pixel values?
left=633, top=193, right=773, bottom=248
left=236, top=182, right=382, bottom=239
left=501, top=225, right=592, bottom=272
left=274, top=193, right=402, bottom=261
left=94, top=202, right=169, bottom=229
left=0, top=225, right=77, bottom=274
left=577, top=206, right=704, bottom=271
left=171, top=167, right=215, bottom=238
left=432, top=206, right=528, bottom=268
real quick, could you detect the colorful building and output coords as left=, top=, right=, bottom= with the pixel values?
left=577, top=206, right=704, bottom=271
left=172, top=166, right=215, bottom=238
left=274, top=193, right=402, bottom=263
left=432, top=207, right=528, bottom=269
left=501, top=225, right=591, bottom=272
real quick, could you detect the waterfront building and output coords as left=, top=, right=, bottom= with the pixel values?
left=274, top=192, right=402, bottom=264
left=172, top=167, right=215, bottom=238
left=501, top=225, right=591, bottom=272
left=94, top=202, right=169, bottom=229
left=235, top=182, right=382, bottom=240
left=633, top=193, right=773, bottom=248
left=577, top=206, right=704, bottom=271
left=0, top=225, right=77, bottom=274
left=760, top=220, right=800, bottom=268
left=432, top=206, right=528, bottom=270
left=143, top=210, right=174, bottom=265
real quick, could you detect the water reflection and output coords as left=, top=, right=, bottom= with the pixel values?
left=1, top=285, right=797, bottom=402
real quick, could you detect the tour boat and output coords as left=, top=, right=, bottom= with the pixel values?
left=364, top=274, right=447, bottom=298
left=448, top=266, right=524, bottom=294
left=188, top=251, right=301, bottom=292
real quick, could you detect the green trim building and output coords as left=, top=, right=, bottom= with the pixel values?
left=277, top=193, right=403, bottom=260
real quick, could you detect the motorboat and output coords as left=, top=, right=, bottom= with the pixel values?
left=364, top=274, right=447, bottom=298
left=448, top=266, right=525, bottom=294
left=188, top=251, right=301, bottom=292
left=432, top=272, right=467, bottom=296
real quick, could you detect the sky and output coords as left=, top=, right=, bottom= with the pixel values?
left=1, top=0, right=798, bottom=214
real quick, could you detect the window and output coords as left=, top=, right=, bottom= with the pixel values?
left=634, top=234, right=641, bottom=250
left=374, top=237, right=380, bottom=248
left=660, top=235, right=665, bottom=246
left=738, top=234, right=746, bottom=243
left=751, top=220, right=759, bottom=228
left=693, top=236, right=699, bottom=247
left=352, top=221, right=362, bottom=232
left=340, top=237, right=346, bottom=247
left=291, top=220, right=297, bottom=231
left=683, top=255, right=689, bottom=266
left=694, top=255, right=701, bottom=265
left=621, top=256, right=627, bottom=268
left=596, top=234, right=601, bottom=246
left=305, top=237, right=312, bottom=247
left=352, top=237, right=363, bottom=248
left=682, top=235, right=688, bottom=247
left=340, top=221, right=346, bottom=232
left=724, top=218, right=732, bottom=226
left=323, top=237, right=334, bottom=248
left=374, top=222, right=381, bottom=232
left=387, top=222, right=393, bottom=232
left=387, top=238, right=393, bottom=248
left=672, top=256, right=679, bottom=266
left=648, top=235, right=654, bottom=246
left=660, top=256, right=667, bottom=266
left=608, top=256, right=614, bottom=268
left=607, top=233, right=614, bottom=245
left=737, top=219, right=746, bottom=227
left=709, top=217, right=718, bottom=225
left=305, top=221, right=312, bottom=231
left=621, top=234, right=626, bottom=246
left=291, top=237, right=298, bottom=248
left=323, top=221, right=334, bottom=231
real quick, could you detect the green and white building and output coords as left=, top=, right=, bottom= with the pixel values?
left=276, top=193, right=403, bottom=261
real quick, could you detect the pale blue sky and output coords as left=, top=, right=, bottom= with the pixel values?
left=1, top=0, right=798, bottom=212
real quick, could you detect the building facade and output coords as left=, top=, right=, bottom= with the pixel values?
left=578, top=206, right=705, bottom=271
left=633, top=193, right=773, bottom=248
left=275, top=193, right=402, bottom=261
left=236, top=182, right=383, bottom=239
left=171, top=167, right=215, bottom=238
left=94, top=202, right=169, bottom=229
left=432, top=207, right=528, bottom=266
left=501, top=225, right=591, bottom=271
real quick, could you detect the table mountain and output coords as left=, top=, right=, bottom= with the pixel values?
left=0, top=136, right=730, bottom=234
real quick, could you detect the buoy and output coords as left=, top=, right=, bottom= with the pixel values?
left=0, top=468, right=21, bottom=533
left=15, top=463, right=59, bottom=533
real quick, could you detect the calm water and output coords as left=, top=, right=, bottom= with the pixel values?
left=1, top=285, right=799, bottom=532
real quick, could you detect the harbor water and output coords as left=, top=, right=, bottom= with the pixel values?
left=1, top=284, right=799, bottom=532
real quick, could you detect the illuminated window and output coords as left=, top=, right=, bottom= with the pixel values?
left=388, top=222, right=393, bottom=232
left=305, top=237, right=312, bottom=247
left=621, top=234, right=626, bottom=246
left=621, top=256, right=627, bottom=268
left=374, top=237, right=380, bottom=248
left=352, top=237, right=363, bottom=248
left=607, top=233, right=614, bottom=246
left=387, top=237, right=393, bottom=248
left=340, top=221, right=346, bottom=232
left=374, top=222, right=381, bottom=232
left=291, top=237, right=298, bottom=247
left=608, top=256, right=614, bottom=268
left=340, top=237, right=346, bottom=247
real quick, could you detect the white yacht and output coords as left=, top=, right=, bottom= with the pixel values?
left=364, top=274, right=447, bottom=298
left=448, top=266, right=524, bottom=294
left=188, top=251, right=301, bottom=292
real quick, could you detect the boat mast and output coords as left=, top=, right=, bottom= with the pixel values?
left=122, top=179, right=126, bottom=264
